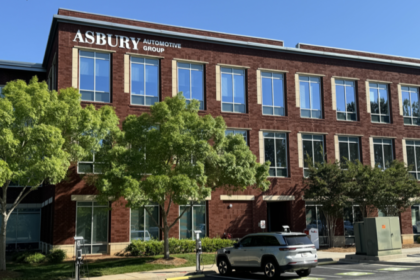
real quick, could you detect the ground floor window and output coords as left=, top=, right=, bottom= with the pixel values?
left=76, top=201, right=108, bottom=254
left=305, top=204, right=328, bottom=246
left=0, top=207, right=41, bottom=251
left=343, top=205, right=363, bottom=245
left=131, top=204, right=160, bottom=241
left=412, top=205, right=420, bottom=234
left=179, top=201, right=206, bottom=240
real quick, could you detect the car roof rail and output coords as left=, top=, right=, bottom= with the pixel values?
left=282, top=225, right=291, bottom=232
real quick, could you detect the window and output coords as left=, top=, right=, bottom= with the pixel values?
left=402, top=86, right=419, bottom=125
left=131, top=204, right=160, bottom=241
left=343, top=205, right=363, bottom=245
left=336, top=80, right=357, bottom=121
left=79, top=51, right=110, bottom=103
left=77, top=140, right=105, bottom=174
left=178, top=63, right=204, bottom=110
left=0, top=85, right=4, bottom=98
left=411, top=205, right=420, bottom=234
left=239, top=236, right=253, bottom=247
left=305, top=204, right=328, bottom=246
left=253, top=235, right=280, bottom=246
left=179, top=201, right=206, bottom=240
left=338, top=137, right=360, bottom=167
left=262, top=72, right=285, bottom=116
left=300, top=76, right=322, bottom=119
left=225, top=129, right=248, bottom=145
left=76, top=201, right=108, bottom=254
left=406, top=140, right=420, bottom=180
left=370, top=83, right=390, bottom=123
left=131, top=57, right=159, bottom=106
left=283, top=235, right=312, bottom=246
left=373, top=138, right=394, bottom=170
left=263, top=132, right=288, bottom=177
left=0, top=208, right=41, bottom=251
left=221, top=68, right=246, bottom=113
left=302, top=134, right=324, bottom=177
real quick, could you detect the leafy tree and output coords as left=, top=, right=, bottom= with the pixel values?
left=93, top=94, right=270, bottom=259
left=303, top=157, right=349, bottom=248
left=0, top=78, right=119, bottom=271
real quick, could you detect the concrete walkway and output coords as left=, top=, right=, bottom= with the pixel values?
left=79, top=248, right=420, bottom=280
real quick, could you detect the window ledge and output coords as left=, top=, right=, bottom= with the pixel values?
left=370, top=122, right=392, bottom=125
left=268, top=176, right=291, bottom=179
left=262, top=114, right=287, bottom=118
left=81, top=101, right=112, bottom=105
left=221, top=111, right=248, bottom=116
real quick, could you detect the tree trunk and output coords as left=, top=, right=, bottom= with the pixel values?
left=163, top=225, right=170, bottom=260
left=0, top=212, right=7, bottom=271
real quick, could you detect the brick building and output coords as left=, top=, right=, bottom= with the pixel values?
left=1, top=8, right=420, bottom=257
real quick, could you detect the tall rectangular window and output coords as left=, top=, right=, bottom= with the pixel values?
left=302, top=134, right=324, bottom=177
left=131, top=57, right=159, bottom=106
left=178, top=63, right=204, bottom=110
left=370, top=83, right=390, bottom=123
left=0, top=85, right=4, bottom=98
left=179, top=202, right=206, bottom=240
left=412, top=205, right=420, bottom=234
left=343, top=205, right=363, bottom=245
left=305, top=205, right=328, bottom=246
left=339, top=137, right=360, bottom=167
left=77, top=140, right=105, bottom=174
left=300, top=76, right=322, bottom=119
left=221, top=68, right=246, bottom=113
left=76, top=201, right=108, bottom=254
left=373, top=138, right=393, bottom=170
left=263, top=132, right=288, bottom=177
left=402, top=86, right=419, bottom=125
left=336, top=80, right=357, bottom=121
left=262, top=72, right=285, bottom=116
left=131, top=205, right=160, bottom=241
left=225, top=129, right=248, bottom=145
left=406, top=140, right=420, bottom=180
left=79, top=51, right=110, bottom=103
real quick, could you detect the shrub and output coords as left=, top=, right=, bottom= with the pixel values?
left=13, top=252, right=46, bottom=263
left=46, top=249, right=66, bottom=263
left=417, top=235, right=420, bottom=244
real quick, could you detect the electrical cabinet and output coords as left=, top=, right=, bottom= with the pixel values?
left=354, top=217, right=402, bottom=256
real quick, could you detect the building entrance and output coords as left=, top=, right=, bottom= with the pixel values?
left=267, top=202, right=291, bottom=232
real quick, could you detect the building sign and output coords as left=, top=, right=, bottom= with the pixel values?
left=73, top=30, right=182, bottom=53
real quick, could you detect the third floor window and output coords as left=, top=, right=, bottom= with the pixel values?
left=262, top=72, right=285, bottom=116
left=79, top=51, right=110, bottom=103
left=131, top=57, right=159, bottom=106
left=369, top=83, right=390, bottom=123
left=300, top=76, right=322, bottom=119
left=221, top=68, right=246, bottom=113
left=402, top=86, right=419, bottom=125
left=336, top=80, right=357, bottom=121
left=178, top=62, right=204, bottom=110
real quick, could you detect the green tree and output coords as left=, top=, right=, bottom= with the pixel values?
left=303, top=157, right=349, bottom=248
left=0, top=78, right=119, bottom=271
left=93, top=94, right=270, bottom=259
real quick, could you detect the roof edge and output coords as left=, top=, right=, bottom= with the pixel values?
left=0, top=60, right=45, bottom=72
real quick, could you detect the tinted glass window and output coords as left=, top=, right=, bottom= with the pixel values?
left=283, top=235, right=312, bottom=246
left=239, top=237, right=253, bottom=247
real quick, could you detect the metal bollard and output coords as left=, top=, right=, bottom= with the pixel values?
left=194, top=230, right=202, bottom=273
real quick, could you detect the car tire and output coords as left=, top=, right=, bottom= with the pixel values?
left=263, top=259, right=280, bottom=278
left=217, top=258, right=232, bottom=275
left=296, top=269, right=311, bottom=277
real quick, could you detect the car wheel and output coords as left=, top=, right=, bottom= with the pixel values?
left=296, top=269, right=311, bottom=277
left=218, top=258, right=232, bottom=275
left=263, top=260, right=280, bottom=278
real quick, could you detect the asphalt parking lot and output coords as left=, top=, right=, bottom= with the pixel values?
left=204, top=262, right=420, bottom=280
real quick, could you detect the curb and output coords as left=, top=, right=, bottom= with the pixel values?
left=166, top=274, right=205, bottom=280
left=338, top=259, right=420, bottom=266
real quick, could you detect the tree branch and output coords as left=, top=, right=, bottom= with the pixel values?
left=166, top=196, right=172, bottom=217
left=7, top=181, right=43, bottom=219
left=144, top=206, right=163, bottom=230
left=168, top=202, right=193, bottom=229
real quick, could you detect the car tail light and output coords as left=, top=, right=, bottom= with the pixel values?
left=288, top=262, right=297, bottom=265
left=279, top=248, right=297, bottom=251
left=314, top=260, right=318, bottom=262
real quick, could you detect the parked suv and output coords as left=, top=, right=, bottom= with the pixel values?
left=216, top=232, right=317, bottom=278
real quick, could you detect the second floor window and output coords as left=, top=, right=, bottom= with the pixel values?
left=402, top=86, right=419, bottom=125
left=264, top=132, right=288, bottom=177
left=300, top=76, right=322, bottom=119
left=131, top=57, right=159, bottom=106
left=0, top=85, right=4, bottom=98
left=79, top=51, right=110, bottom=103
left=339, top=136, right=360, bottom=168
left=373, top=138, right=393, bottom=170
left=221, top=68, right=246, bottom=113
left=303, top=134, right=324, bottom=177
left=336, top=80, right=357, bottom=121
left=178, top=63, right=204, bottom=110
left=406, top=140, right=420, bottom=180
left=370, top=83, right=390, bottom=123
left=225, top=129, right=248, bottom=145
left=262, top=72, right=285, bottom=116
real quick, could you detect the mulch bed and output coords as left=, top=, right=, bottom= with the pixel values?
left=148, top=257, right=188, bottom=266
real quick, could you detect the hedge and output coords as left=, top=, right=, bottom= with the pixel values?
left=13, top=252, right=46, bottom=264
left=127, top=237, right=235, bottom=256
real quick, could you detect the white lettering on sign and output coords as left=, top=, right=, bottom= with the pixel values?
left=73, top=30, right=181, bottom=52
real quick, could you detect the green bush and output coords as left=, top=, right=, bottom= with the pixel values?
left=417, top=235, right=420, bottom=244
left=46, top=249, right=66, bottom=263
left=126, top=237, right=235, bottom=256
left=13, top=252, right=46, bottom=263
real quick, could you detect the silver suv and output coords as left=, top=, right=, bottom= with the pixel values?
left=216, top=232, right=317, bottom=278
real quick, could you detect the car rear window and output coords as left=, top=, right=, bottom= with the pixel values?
left=283, top=235, right=312, bottom=246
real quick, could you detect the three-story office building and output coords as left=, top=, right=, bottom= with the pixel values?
left=1, top=8, right=420, bottom=256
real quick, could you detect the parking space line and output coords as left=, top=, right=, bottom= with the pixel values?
left=318, top=266, right=387, bottom=273
left=336, top=272, right=374, bottom=276
left=307, top=274, right=342, bottom=278
left=377, top=267, right=413, bottom=271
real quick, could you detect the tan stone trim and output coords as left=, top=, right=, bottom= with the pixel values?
left=332, top=76, right=360, bottom=81
left=258, top=68, right=289, bottom=73
left=331, top=77, right=336, bottom=111
left=220, top=195, right=254, bottom=201
left=365, top=81, right=371, bottom=113
left=295, top=73, right=300, bottom=108
left=263, top=195, right=295, bottom=201
left=172, top=60, right=177, bottom=97
left=74, top=46, right=116, bottom=53
left=296, top=72, right=326, bottom=77
left=71, top=195, right=98, bottom=202
left=72, top=48, right=78, bottom=88
left=173, top=58, right=209, bottom=64
left=366, top=79, right=392, bottom=84
left=298, top=133, right=303, bottom=168
left=259, top=131, right=264, bottom=164
left=216, top=65, right=221, bottom=101
left=124, top=54, right=129, bottom=93
left=257, top=69, right=262, bottom=105
left=217, top=63, right=250, bottom=69
left=227, top=127, right=252, bottom=130
left=334, top=135, right=340, bottom=162
left=126, top=52, right=163, bottom=59
left=109, top=242, right=130, bottom=255
left=398, top=84, right=403, bottom=116
left=399, top=82, right=420, bottom=87
left=260, top=129, right=291, bottom=133
left=370, top=135, right=397, bottom=139
left=369, top=137, right=374, bottom=168
left=299, top=131, right=328, bottom=135
left=402, top=139, right=407, bottom=167
left=403, top=137, right=420, bottom=140
left=335, top=133, right=364, bottom=137
left=52, top=244, right=75, bottom=258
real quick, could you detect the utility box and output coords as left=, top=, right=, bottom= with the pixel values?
left=354, top=217, right=402, bottom=256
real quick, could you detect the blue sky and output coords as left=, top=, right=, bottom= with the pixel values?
left=1, top=0, right=419, bottom=63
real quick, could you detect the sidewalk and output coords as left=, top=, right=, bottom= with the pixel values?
left=79, top=248, right=420, bottom=280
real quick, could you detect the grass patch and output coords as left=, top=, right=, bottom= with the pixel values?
left=4, top=253, right=217, bottom=280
